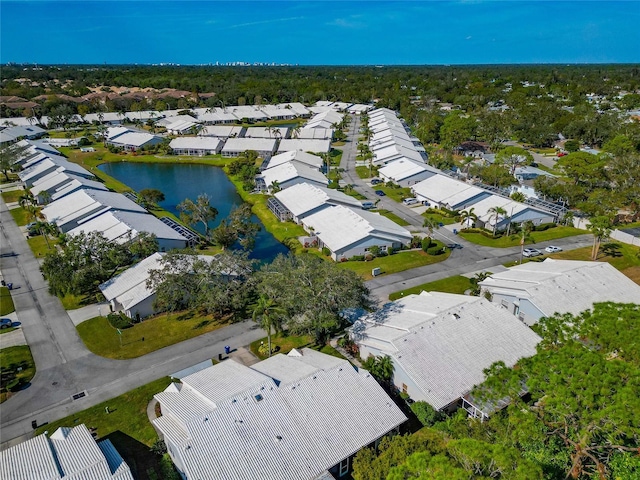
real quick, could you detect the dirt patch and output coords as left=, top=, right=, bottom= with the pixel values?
left=622, top=266, right=640, bottom=285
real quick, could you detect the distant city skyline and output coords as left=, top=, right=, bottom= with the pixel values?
left=1, top=1, right=639, bottom=65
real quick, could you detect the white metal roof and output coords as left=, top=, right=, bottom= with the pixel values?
left=274, top=182, right=362, bottom=217
left=480, top=259, right=640, bottom=317
left=199, top=125, right=245, bottom=138
left=373, top=143, right=423, bottom=164
left=264, top=151, right=323, bottom=170
left=31, top=171, right=107, bottom=198
left=0, top=424, right=133, bottom=480
left=354, top=293, right=541, bottom=410
left=99, top=252, right=164, bottom=303
left=42, top=189, right=146, bottom=229
left=109, top=132, right=161, bottom=148
left=153, top=350, right=406, bottom=480
left=277, top=139, right=331, bottom=154
left=412, top=174, right=484, bottom=207
left=302, top=205, right=412, bottom=252
left=259, top=161, right=328, bottom=188
left=276, top=102, right=311, bottom=116
left=70, top=210, right=187, bottom=243
left=169, top=136, right=222, bottom=151
left=378, top=158, right=437, bottom=181
left=222, top=137, right=277, bottom=154
left=244, top=126, right=289, bottom=139
left=295, top=128, right=334, bottom=140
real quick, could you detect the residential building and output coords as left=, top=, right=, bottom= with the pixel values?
left=169, top=137, right=222, bottom=156
left=256, top=161, right=329, bottom=192
left=31, top=170, right=108, bottom=204
left=41, top=189, right=147, bottom=232
left=479, top=259, right=640, bottom=325
left=164, top=117, right=199, bottom=135
left=198, top=125, right=246, bottom=139
left=466, top=195, right=555, bottom=231
left=244, top=126, right=289, bottom=139
left=107, top=131, right=163, bottom=152
left=378, top=159, right=439, bottom=187
left=269, top=182, right=363, bottom=222
left=68, top=210, right=188, bottom=251
left=277, top=138, right=331, bottom=154
left=294, top=128, right=334, bottom=140
left=0, top=125, right=46, bottom=145
left=350, top=292, right=541, bottom=418
left=301, top=205, right=412, bottom=260
left=221, top=137, right=277, bottom=158
left=153, top=348, right=407, bottom=480
left=262, top=150, right=323, bottom=170
left=0, top=424, right=133, bottom=480
left=411, top=175, right=490, bottom=210
left=18, top=158, right=94, bottom=187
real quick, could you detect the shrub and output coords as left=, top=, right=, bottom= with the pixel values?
left=421, top=237, right=432, bottom=251
left=322, top=247, right=331, bottom=256
left=427, top=246, right=443, bottom=255
left=411, top=401, right=444, bottom=427
left=349, top=255, right=365, bottom=261
left=534, top=222, right=556, bottom=231
left=107, top=312, right=133, bottom=330
left=368, top=246, right=381, bottom=257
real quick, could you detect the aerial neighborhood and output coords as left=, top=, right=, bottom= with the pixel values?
left=1, top=61, right=639, bottom=480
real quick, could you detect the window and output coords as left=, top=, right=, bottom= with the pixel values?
left=514, top=305, right=520, bottom=316
left=339, top=457, right=349, bottom=477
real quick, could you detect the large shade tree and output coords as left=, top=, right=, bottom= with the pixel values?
left=256, top=253, right=372, bottom=344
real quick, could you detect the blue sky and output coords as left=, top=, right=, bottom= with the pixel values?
left=1, top=1, right=639, bottom=65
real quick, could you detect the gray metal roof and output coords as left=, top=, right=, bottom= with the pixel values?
left=154, top=350, right=406, bottom=480
left=0, top=425, right=133, bottom=480
left=353, top=292, right=541, bottom=410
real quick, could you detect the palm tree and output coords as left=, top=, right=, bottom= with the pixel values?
left=291, top=125, right=301, bottom=139
left=586, top=216, right=613, bottom=261
left=459, top=208, right=478, bottom=228
left=422, top=217, right=440, bottom=242
left=487, top=206, right=507, bottom=236
left=517, top=221, right=535, bottom=264
left=252, top=295, right=285, bottom=358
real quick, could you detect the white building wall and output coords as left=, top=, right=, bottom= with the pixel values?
left=125, top=295, right=157, bottom=320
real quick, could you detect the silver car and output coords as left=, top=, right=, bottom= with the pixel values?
left=522, top=248, right=542, bottom=257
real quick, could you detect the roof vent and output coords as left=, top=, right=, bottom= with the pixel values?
left=254, top=394, right=263, bottom=402
left=452, top=313, right=460, bottom=320
left=232, top=399, right=236, bottom=403
left=274, top=435, right=283, bottom=443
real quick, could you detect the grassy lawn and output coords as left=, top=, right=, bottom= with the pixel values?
left=60, top=292, right=92, bottom=310
left=378, top=186, right=413, bottom=203
left=27, top=234, right=59, bottom=258
left=0, top=346, right=36, bottom=403
left=356, top=166, right=375, bottom=179
left=35, top=376, right=172, bottom=480
left=389, top=275, right=473, bottom=301
left=77, top=311, right=228, bottom=359
left=337, top=248, right=450, bottom=281
left=551, top=241, right=640, bottom=273
left=373, top=209, right=411, bottom=226
left=422, top=210, right=458, bottom=226
left=249, top=332, right=345, bottom=360
left=459, top=226, right=586, bottom=248
left=1, top=190, right=24, bottom=204
left=9, top=207, right=31, bottom=226
left=0, top=286, right=15, bottom=315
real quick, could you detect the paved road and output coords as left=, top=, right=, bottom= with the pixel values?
left=0, top=196, right=266, bottom=448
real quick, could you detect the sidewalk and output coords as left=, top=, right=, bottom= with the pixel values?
left=67, top=302, right=110, bottom=326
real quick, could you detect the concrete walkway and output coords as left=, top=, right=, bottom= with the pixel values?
left=0, top=326, right=27, bottom=348
left=67, top=302, right=110, bottom=326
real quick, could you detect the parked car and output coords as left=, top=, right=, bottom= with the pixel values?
left=447, top=243, right=463, bottom=250
left=370, top=178, right=382, bottom=185
left=361, top=201, right=374, bottom=210
left=522, top=248, right=542, bottom=257
left=402, top=197, right=418, bottom=206
left=375, top=190, right=386, bottom=196
left=557, top=152, right=568, bottom=157
left=0, top=318, right=14, bottom=329
left=545, top=245, right=563, bottom=253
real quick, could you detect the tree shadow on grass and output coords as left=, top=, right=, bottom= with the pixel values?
left=601, top=242, right=623, bottom=258
left=193, top=319, right=212, bottom=330
left=176, top=311, right=195, bottom=321
left=104, top=431, right=164, bottom=480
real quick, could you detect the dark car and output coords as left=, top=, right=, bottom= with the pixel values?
left=0, top=318, right=14, bottom=329
left=447, top=243, right=463, bottom=250
left=375, top=190, right=386, bottom=196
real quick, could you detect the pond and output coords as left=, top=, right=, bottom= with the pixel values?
left=98, top=162, right=288, bottom=262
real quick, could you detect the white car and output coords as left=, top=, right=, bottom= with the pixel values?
left=545, top=245, right=563, bottom=253
left=402, top=198, right=418, bottom=206
left=522, top=248, right=542, bottom=257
